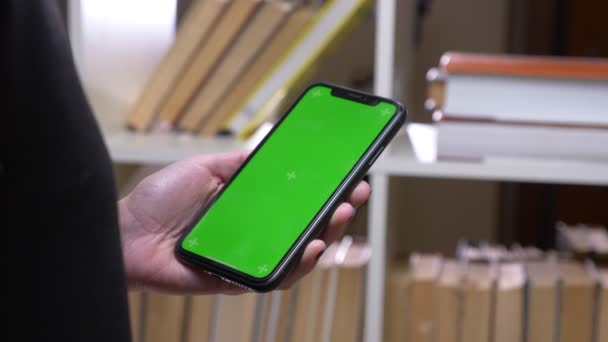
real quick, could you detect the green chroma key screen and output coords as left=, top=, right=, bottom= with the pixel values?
left=182, top=85, right=397, bottom=278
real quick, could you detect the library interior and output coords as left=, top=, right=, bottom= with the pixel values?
left=45, top=0, right=608, bottom=341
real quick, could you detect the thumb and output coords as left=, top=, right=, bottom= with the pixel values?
left=194, top=150, right=249, bottom=182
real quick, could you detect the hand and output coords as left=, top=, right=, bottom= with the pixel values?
left=119, top=151, right=370, bottom=294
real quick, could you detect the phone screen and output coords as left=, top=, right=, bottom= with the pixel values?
left=181, top=85, right=398, bottom=278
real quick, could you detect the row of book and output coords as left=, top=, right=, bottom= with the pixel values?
left=386, top=223, right=608, bottom=342
left=127, top=235, right=368, bottom=342
left=414, top=51, right=608, bottom=163
left=126, top=0, right=373, bottom=140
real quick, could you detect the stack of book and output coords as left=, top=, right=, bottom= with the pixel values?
left=423, top=51, right=608, bottom=162
left=127, top=235, right=368, bottom=342
left=126, top=0, right=373, bottom=140
left=386, top=223, right=608, bottom=342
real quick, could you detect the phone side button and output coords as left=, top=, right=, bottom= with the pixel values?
left=368, top=146, right=385, bottom=166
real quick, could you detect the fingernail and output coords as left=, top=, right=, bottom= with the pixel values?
left=315, top=249, right=326, bottom=261
left=348, top=208, right=357, bottom=223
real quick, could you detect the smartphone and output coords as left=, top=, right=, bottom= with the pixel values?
left=175, top=83, right=406, bottom=291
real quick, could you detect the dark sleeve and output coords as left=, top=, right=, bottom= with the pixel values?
left=1, top=1, right=132, bottom=341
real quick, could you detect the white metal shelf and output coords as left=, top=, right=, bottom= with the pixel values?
left=104, top=130, right=243, bottom=165
left=371, top=132, right=608, bottom=186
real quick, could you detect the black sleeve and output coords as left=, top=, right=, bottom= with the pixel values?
left=1, top=1, right=131, bottom=341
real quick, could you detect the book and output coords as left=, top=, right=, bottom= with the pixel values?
left=433, top=111, right=608, bottom=162
left=460, top=263, right=495, bottom=342
left=524, top=259, right=559, bottom=342
left=438, top=52, right=608, bottom=126
left=597, top=269, right=608, bottom=342
left=259, top=287, right=296, bottom=342
left=424, top=67, right=446, bottom=112
left=385, top=260, right=411, bottom=342
left=200, top=5, right=317, bottom=136
left=291, top=240, right=340, bottom=342
left=158, top=0, right=262, bottom=126
left=211, top=292, right=258, bottom=342
left=328, top=237, right=369, bottom=342
left=557, top=261, right=595, bottom=342
left=177, top=1, right=293, bottom=132
left=142, top=293, right=187, bottom=342
left=492, top=262, right=525, bottom=342
left=184, top=295, right=215, bottom=342
left=126, top=0, right=228, bottom=131
left=128, top=292, right=143, bottom=342
left=435, top=260, right=464, bottom=342
left=408, top=253, right=443, bottom=342
left=557, top=222, right=608, bottom=265
left=226, top=0, right=374, bottom=139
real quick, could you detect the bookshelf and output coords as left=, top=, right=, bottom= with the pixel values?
left=70, top=1, right=608, bottom=342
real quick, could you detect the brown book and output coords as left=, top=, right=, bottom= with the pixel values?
left=492, top=262, right=525, bottom=342
left=385, top=260, right=411, bottom=342
left=525, top=260, right=559, bottom=342
left=142, top=293, right=187, bottom=342
left=291, top=241, right=340, bottom=342
left=435, top=260, right=464, bottom=342
left=408, top=253, right=443, bottom=342
left=158, top=0, right=262, bottom=126
left=597, top=269, right=608, bottom=342
left=201, top=5, right=316, bottom=135
left=557, top=261, right=595, bottom=342
left=329, top=238, right=369, bottom=342
left=178, top=1, right=292, bottom=132
left=212, top=292, right=258, bottom=342
left=184, top=295, right=215, bottom=342
left=460, top=263, right=495, bottom=342
left=128, top=292, right=143, bottom=342
left=126, top=0, right=228, bottom=131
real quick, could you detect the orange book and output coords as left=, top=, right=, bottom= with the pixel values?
left=126, top=0, right=228, bottom=131
left=157, top=0, right=262, bottom=126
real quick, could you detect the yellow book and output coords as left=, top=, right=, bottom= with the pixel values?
left=525, top=259, right=559, bottom=342
left=557, top=261, right=595, bottom=342
left=435, top=260, right=464, bottom=342
left=184, top=295, right=215, bottom=342
left=492, top=262, right=525, bottom=342
left=178, top=0, right=292, bottom=132
left=143, top=293, right=187, bottom=342
left=200, top=5, right=317, bottom=135
left=408, top=253, right=443, bottom=342
left=228, top=0, right=374, bottom=140
left=158, top=0, right=262, bottom=126
left=126, top=0, right=228, bottom=131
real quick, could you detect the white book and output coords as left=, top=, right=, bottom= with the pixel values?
left=444, top=74, right=608, bottom=125
left=434, top=118, right=608, bottom=162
